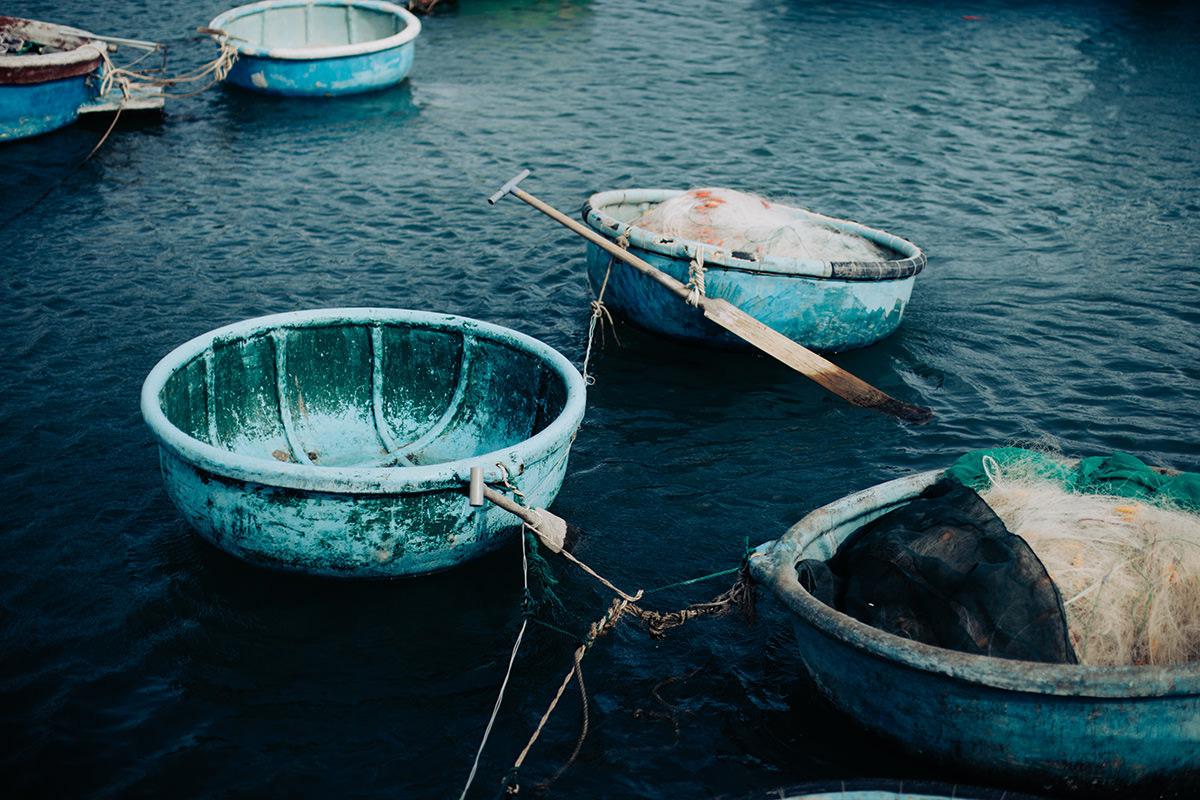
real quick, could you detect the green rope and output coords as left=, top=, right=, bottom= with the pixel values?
left=644, top=566, right=741, bottom=595
left=526, top=615, right=587, bottom=646
left=644, top=538, right=753, bottom=596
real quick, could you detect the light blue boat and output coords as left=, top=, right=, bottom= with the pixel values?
left=209, top=0, right=420, bottom=97
left=0, top=17, right=103, bottom=142
left=141, top=309, right=586, bottom=578
left=583, top=189, right=926, bottom=352
left=751, top=469, right=1200, bottom=792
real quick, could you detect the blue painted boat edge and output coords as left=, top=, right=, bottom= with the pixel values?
left=141, top=308, right=587, bottom=495
left=749, top=468, right=1200, bottom=698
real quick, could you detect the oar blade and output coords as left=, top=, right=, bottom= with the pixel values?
left=702, top=299, right=933, bottom=424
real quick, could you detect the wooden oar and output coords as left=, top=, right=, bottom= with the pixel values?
left=488, top=171, right=933, bottom=424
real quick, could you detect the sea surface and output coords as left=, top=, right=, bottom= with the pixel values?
left=2, top=1, right=1198, bottom=797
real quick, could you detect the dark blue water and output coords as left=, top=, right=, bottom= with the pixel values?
left=2, top=1, right=1198, bottom=797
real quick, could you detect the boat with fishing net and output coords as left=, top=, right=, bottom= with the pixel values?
left=141, top=308, right=586, bottom=577
left=0, top=16, right=104, bottom=141
left=750, top=450, right=1200, bottom=791
left=209, top=0, right=420, bottom=96
left=582, top=188, right=926, bottom=352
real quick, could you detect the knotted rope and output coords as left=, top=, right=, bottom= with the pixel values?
left=686, top=249, right=706, bottom=307
left=98, top=30, right=238, bottom=101
left=504, top=596, right=631, bottom=796
left=581, top=256, right=619, bottom=386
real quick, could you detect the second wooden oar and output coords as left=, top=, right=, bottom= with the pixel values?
left=488, top=170, right=933, bottom=424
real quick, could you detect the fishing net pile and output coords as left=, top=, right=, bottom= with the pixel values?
left=632, top=188, right=893, bottom=263
left=799, top=449, right=1200, bottom=667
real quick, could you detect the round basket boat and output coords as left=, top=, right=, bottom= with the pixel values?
left=209, top=0, right=420, bottom=97
left=582, top=189, right=925, bottom=352
left=774, top=778, right=1042, bottom=800
left=749, top=469, right=1200, bottom=791
left=141, top=309, right=586, bottom=578
left=0, top=16, right=104, bottom=141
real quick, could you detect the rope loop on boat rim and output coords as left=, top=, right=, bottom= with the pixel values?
left=686, top=249, right=706, bottom=306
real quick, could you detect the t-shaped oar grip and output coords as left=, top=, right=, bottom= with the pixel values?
left=487, top=169, right=531, bottom=205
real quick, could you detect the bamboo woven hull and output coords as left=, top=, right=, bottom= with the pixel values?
left=751, top=470, right=1200, bottom=791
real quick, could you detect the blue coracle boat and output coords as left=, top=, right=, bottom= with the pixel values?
left=750, top=469, right=1200, bottom=791
left=0, top=17, right=103, bottom=142
left=209, top=0, right=420, bottom=97
left=583, top=189, right=926, bottom=352
left=141, top=309, right=586, bottom=578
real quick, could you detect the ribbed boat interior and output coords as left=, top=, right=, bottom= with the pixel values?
left=222, top=4, right=405, bottom=50
left=159, top=322, right=567, bottom=468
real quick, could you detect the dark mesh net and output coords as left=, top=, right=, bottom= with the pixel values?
left=797, top=478, right=1077, bottom=664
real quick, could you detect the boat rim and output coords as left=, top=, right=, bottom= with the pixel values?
left=0, top=17, right=104, bottom=77
left=750, top=467, right=1200, bottom=698
left=141, top=308, right=587, bottom=495
left=209, top=0, right=421, bottom=61
left=583, top=188, right=926, bottom=281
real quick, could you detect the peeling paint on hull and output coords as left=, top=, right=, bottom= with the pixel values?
left=223, top=44, right=414, bottom=97
left=142, top=309, right=587, bottom=578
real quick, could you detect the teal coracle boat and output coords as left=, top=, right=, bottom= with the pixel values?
left=209, top=0, right=420, bottom=97
left=582, top=189, right=925, bottom=352
left=141, top=309, right=586, bottom=577
left=750, top=469, right=1200, bottom=792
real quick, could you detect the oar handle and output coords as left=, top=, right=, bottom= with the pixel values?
left=511, top=187, right=692, bottom=303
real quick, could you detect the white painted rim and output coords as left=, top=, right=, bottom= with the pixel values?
left=0, top=19, right=104, bottom=70
left=209, top=0, right=420, bottom=61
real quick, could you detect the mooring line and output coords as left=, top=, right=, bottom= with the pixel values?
left=457, top=528, right=531, bottom=800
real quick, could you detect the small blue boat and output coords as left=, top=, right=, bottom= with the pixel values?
left=582, top=189, right=925, bottom=352
left=750, top=469, right=1200, bottom=791
left=141, top=309, right=586, bottom=578
left=0, top=17, right=103, bottom=142
left=209, top=0, right=420, bottom=97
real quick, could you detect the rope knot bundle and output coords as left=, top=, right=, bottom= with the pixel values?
left=686, top=249, right=706, bottom=306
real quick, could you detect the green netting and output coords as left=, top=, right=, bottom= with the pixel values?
left=945, top=448, right=1200, bottom=512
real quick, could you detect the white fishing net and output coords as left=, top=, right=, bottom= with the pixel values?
left=982, top=460, right=1200, bottom=667
left=632, top=188, right=892, bottom=263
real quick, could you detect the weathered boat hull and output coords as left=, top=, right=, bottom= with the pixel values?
left=211, top=0, right=419, bottom=97
left=583, top=189, right=924, bottom=352
left=142, top=309, right=586, bottom=578
left=224, top=45, right=414, bottom=96
left=583, top=241, right=915, bottom=352
left=0, top=74, right=94, bottom=140
left=0, top=16, right=102, bottom=141
left=751, top=470, right=1200, bottom=791
left=155, top=435, right=571, bottom=576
